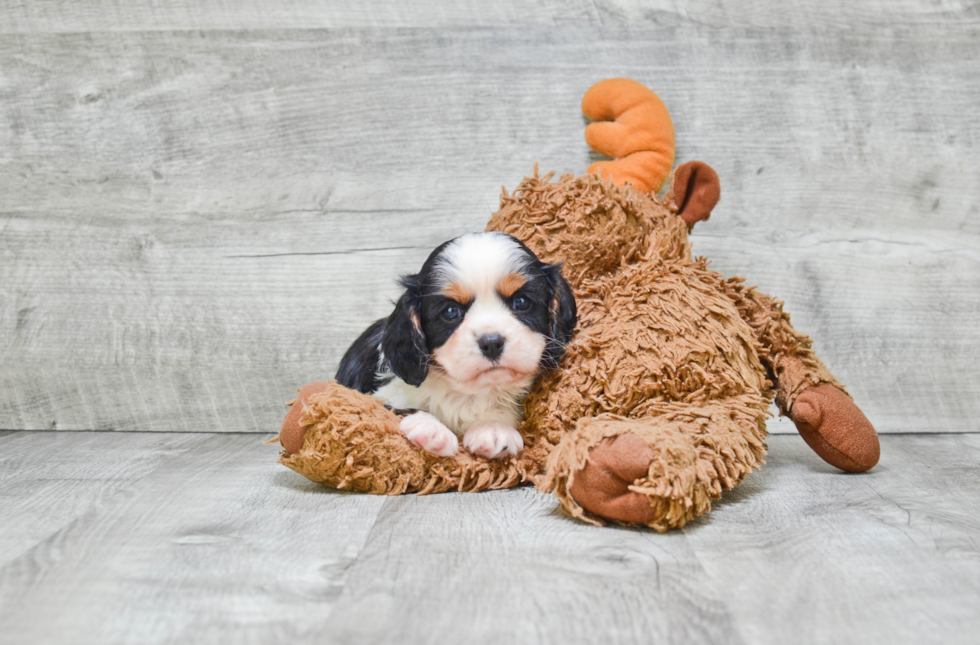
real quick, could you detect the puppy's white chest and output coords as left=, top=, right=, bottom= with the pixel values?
left=373, top=376, right=523, bottom=436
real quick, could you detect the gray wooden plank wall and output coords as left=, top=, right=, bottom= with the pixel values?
left=1, top=1, right=978, bottom=434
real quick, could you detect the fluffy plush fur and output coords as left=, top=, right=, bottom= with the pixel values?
left=278, top=79, right=879, bottom=531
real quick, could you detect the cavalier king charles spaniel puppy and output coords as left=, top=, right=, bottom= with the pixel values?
left=336, top=231, right=576, bottom=460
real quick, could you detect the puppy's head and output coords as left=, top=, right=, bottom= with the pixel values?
left=382, top=232, right=576, bottom=391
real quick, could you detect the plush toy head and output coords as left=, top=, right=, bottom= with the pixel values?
left=487, top=160, right=720, bottom=287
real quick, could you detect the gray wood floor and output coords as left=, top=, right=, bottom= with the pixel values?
left=0, top=431, right=978, bottom=645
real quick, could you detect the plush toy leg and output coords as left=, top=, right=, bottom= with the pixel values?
left=723, top=279, right=880, bottom=472
left=540, top=399, right=768, bottom=532
left=279, top=380, right=528, bottom=495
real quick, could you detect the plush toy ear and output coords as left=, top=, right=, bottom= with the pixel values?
left=543, top=263, right=578, bottom=369
left=381, top=275, right=429, bottom=387
left=669, top=161, right=721, bottom=228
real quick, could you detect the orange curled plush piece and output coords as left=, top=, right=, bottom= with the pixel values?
left=583, top=78, right=676, bottom=194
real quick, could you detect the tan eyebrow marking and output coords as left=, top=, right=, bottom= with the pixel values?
left=496, top=272, right=527, bottom=298
left=441, top=282, right=474, bottom=305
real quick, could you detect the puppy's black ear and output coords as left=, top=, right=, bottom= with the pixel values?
left=543, top=262, right=577, bottom=369
left=381, top=275, right=429, bottom=387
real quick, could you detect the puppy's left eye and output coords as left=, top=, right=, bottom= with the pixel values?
left=511, top=296, right=531, bottom=312
left=442, top=305, right=463, bottom=322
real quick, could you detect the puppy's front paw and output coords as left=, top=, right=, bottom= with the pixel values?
left=399, top=412, right=459, bottom=457
left=463, top=422, right=524, bottom=460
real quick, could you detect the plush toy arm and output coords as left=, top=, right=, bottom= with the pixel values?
left=278, top=380, right=528, bottom=494
left=723, top=279, right=880, bottom=472
left=722, top=279, right=839, bottom=411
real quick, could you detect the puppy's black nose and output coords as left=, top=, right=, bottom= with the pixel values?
left=478, top=334, right=505, bottom=361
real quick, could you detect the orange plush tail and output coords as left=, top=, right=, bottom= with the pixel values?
left=582, top=78, right=675, bottom=194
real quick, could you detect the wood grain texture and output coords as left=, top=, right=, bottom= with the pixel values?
left=0, top=0, right=604, bottom=32
left=685, top=433, right=980, bottom=645
left=0, top=432, right=386, bottom=644
left=0, top=431, right=207, bottom=567
left=1, top=6, right=978, bottom=434
left=2, top=0, right=976, bottom=31
left=0, top=432, right=977, bottom=644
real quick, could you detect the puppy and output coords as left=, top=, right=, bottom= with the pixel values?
left=336, top=231, right=576, bottom=459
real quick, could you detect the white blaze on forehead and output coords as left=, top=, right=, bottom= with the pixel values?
left=433, top=232, right=530, bottom=294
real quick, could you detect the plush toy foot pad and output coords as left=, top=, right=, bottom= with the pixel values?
left=792, top=384, right=880, bottom=473
left=280, top=381, right=331, bottom=454
left=568, top=433, right=661, bottom=524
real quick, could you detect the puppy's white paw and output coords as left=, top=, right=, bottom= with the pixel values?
left=399, top=412, right=459, bottom=457
left=463, top=422, right=524, bottom=460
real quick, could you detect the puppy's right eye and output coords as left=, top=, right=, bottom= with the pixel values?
left=442, top=305, right=463, bottom=322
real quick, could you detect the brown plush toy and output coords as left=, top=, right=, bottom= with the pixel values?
left=278, top=78, right=880, bottom=531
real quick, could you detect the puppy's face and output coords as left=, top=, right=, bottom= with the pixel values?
left=382, top=232, right=576, bottom=391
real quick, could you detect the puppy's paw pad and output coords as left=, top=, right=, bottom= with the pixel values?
left=463, top=423, right=524, bottom=460
left=399, top=413, right=458, bottom=457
